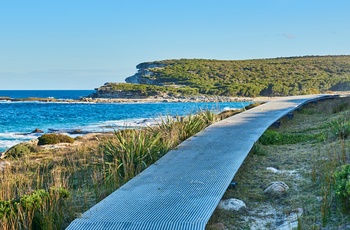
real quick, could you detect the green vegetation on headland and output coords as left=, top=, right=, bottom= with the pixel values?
left=92, top=82, right=199, bottom=97
left=94, top=55, right=350, bottom=98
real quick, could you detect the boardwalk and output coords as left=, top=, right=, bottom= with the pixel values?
left=67, top=95, right=336, bottom=230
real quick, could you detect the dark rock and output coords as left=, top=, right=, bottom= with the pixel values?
left=0, top=97, right=12, bottom=101
left=228, top=181, right=238, bottom=189
left=272, top=120, right=281, bottom=128
left=68, top=129, right=88, bottom=135
left=70, top=129, right=82, bottom=134
left=48, top=128, right=60, bottom=133
left=31, top=128, right=44, bottom=133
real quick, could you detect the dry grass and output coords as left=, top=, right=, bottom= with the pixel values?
left=0, top=109, right=239, bottom=229
left=207, top=97, right=350, bottom=229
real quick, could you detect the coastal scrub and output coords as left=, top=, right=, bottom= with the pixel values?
left=38, top=134, right=75, bottom=145
left=0, top=109, right=239, bottom=229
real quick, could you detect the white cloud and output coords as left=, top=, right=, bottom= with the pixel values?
left=283, top=33, right=296, bottom=39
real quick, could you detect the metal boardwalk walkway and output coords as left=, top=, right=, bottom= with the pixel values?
left=67, top=95, right=335, bottom=230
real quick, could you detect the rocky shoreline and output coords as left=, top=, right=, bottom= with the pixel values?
left=1, top=95, right=257, bottom=103
left=81, top=95, right=255, bottom=103
left=0, top=97, right=76, bottom=103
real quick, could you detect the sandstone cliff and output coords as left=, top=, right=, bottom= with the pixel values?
left=125, top=62, right=166, bottom=84
left=89, top=82, right=150, bottom=98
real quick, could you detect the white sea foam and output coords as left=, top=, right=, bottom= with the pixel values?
left=0, top=105, right=242, bottom=152
left=80, top=118, right=162, bottom=132
left=0, top=132, right=40, bottom=152
left=101, top=118, right=160, bottom=128
left=0, top=118, right=159, bottom=152
left=221, top=106, right=241, bottom=111
left=42, top=118, right=163, bottom=136
left=0, top=132, right=41, bottom=139
left=0, top=139, right=24, bottom=148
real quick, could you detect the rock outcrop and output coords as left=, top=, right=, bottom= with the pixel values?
left=125, top=62, right=166, bottom=84
left=218, top=198, right=246, bottom=211
left=31, top=128, right=44, bottom=133
left=88, top=82, right=149, bottom=99
left=264, top=181, right=289, bottom=194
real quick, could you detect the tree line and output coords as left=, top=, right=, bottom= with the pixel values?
left=100, top=55, right=350, bottom=97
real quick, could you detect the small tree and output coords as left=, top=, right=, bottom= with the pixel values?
left=38, top=134, right=74, bottom=145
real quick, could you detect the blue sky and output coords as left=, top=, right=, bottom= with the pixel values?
left=0, top=0, right=349, bottom=89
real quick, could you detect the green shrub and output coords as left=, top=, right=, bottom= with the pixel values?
left=244, top=102, right=263, bottom=110
left=103, top=129, right=165, bottom=181
left=3, top=143, right=37, bottom=158
left=38, top=134, right=74, bottom=145
left=259, top=130, right=323, bottom=145
left=20, top=189, right=49, bottom=210
left=0, top=199, right=18, bottom=219
left=334, top=164, right=350, bottom=211
left=259, top=130, right=282, bottom=145
left=217, top=109, right=242, bottom=120
left=0, top=187, right=70, bottom=230
left=250, top=143, right=267, bottom=156
left=329, top=118, right=350, bottom=140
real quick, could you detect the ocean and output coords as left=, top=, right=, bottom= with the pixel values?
left=0, top=90, right=252, bottom=152
left=0, top=90, right=94, bottom=100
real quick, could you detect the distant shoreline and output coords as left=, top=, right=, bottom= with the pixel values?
left=0, top=95, right=260, bottom=103
left=3, top=93, right=348, bottom=104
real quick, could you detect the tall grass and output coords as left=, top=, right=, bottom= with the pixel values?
left=0, top=109, right=235, bottom=229
left=103, top=129, right=165, bottom=182
left=101, top=110, right=221, bottom=183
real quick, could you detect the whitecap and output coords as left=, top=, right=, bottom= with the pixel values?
left=0, top=132, right=41, bottom=140
left=85, top=117, right=164, bottom=132
left=0, top=132, right=39, bottom=152
left=0, top=139, right=27, bottom=152
left=221, top=107, right=241, bottom=112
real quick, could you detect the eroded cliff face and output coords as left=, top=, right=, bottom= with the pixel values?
left=89, top=82, right=147, bottom=98
left=125, top=62, right=166, bottom=84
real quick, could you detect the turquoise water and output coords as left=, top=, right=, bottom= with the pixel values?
left=0, top=90, right=94, bottom=100
left=0, top=90, right=251, bottom=152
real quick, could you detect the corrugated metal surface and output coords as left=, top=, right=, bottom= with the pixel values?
left=67, top=95, right=336, bottom=230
